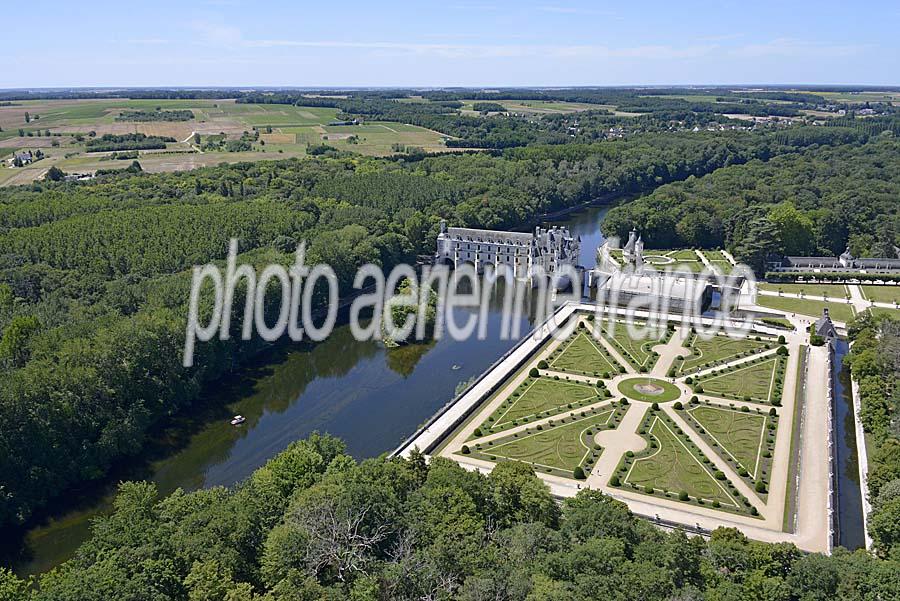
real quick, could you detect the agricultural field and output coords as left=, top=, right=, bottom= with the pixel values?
left=806, top=90, right=900, bottom=103
left=458, top=99, right=603, bottom=115
left=0, top=99, right=456, bottom=186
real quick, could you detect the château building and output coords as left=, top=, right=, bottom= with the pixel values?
left=434, top=220, right=581, bottom=280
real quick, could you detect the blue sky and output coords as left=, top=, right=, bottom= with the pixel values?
left=5, top=0, right=899, bottom=88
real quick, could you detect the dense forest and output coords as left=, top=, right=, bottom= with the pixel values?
left=601, top=137, right=900, bottom=272
left=1, top=433, right=899, bottom=600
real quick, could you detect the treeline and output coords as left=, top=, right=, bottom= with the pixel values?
left=0, top=89, right=243, bottom=101
left=115, top=109, right=195, bottom=122
left=845, top=312, right=900, bottom=558
left=85, top=133, right=175, bottom=152
left=1, top=434, right=898, bottom=600
left=613, top=96, right=803, bottom=117
left=602, top=135, right=900, bottom=273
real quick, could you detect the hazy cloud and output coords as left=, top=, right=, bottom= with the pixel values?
left=732, top=38, right=867, bottom=58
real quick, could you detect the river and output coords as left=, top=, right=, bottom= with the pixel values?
left=10, top=205, right=611, bottom=575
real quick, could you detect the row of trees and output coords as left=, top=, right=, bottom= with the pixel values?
left=1, top=434, right=897, bottom=600
left=845, top=312, right=900, bottom=558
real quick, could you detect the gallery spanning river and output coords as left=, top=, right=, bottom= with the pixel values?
left=11, top=205, right=611, bottom=574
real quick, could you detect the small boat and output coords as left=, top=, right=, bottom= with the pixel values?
left=230, top=415, right=246, bottom=426
left=451, top=364, right=462, bottom=371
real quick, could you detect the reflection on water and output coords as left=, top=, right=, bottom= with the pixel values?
left=833, top=339, right=865, bottom=551
left=12, top=205, right=610, bottom=574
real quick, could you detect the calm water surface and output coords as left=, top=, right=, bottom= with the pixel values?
left=12, top=205, right=611, bottom=574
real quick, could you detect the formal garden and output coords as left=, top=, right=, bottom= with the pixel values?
left=692, top=351, right=788, bottom=405
left=447, top=310, right=799, bottom=521
left=612, top=409, right=760, bottom=517
left=671, top=331, right=776, bottom=376
left=679, top=399, right=779, bottom=497
left=466, top=402, right=628, bottom=479
left=600, top=320, right=672, bottom=371
left=545, top=325, right=625, bottom=377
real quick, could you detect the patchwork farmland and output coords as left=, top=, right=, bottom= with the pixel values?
left=0, top=98, right=456, bottom=186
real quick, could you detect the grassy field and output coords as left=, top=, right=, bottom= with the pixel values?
left=755, top=295, right=856, bottom=323
left=470, top=407, right=616, bottom=476
left=675, top=334, right=773, bottom=375
left=759, top=282, right=850, bottom=298
left=685, top=404, right=770, bottom=480
left=548, top=330, right=623, bottom=377
left=623, top=413, right=739, bottom=507
left=696, top=355, right=785, bottom=404
left=481, top=376, right=603, bottom=432
left=699, top=250, right=734, bottom=275
left=459, top=99, right=601, bottom=115
left=0, top=99, right=456, bottom=186
left=810, top=90, right=900, bottom=103
left=860, top=285, right=900, bottom=304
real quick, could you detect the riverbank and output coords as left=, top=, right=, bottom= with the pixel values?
left=7, top=204, right=614, bottom=576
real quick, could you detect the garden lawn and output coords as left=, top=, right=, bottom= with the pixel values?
left=696, top=356, right=783, bottom=404
left=860, top=285, right=900, bottom=304
left=677, top=334, right=772, bottom=375
left=755, top=295, right=856, bottom=323
left=550, top=331, right=623, bottom=376
left=602, top=323, right=667, bottom=370
left=484, top=377, right=602, bottom=430
left=686, top=405, right=768, bottom=479
left=759, top=283, right=849, bottom=298
left=474, top=408, right=615, bottom=474
left=625, top=415, right=738, bottom=506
